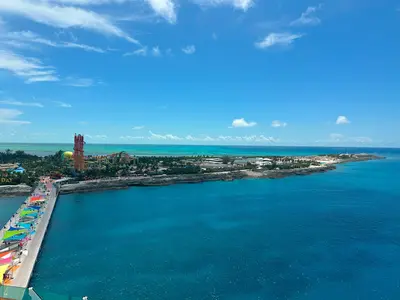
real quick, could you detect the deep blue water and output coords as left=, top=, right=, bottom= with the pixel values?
left=28, top=149, right=400, bottom=299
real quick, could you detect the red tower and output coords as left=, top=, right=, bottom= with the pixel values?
left=74, top=134, right=85, bottom=171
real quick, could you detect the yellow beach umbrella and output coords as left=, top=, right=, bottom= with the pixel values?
left=0, top=264, right=10, bottom=284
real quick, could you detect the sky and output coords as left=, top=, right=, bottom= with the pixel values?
left=0, top=0, right=399, bottom=146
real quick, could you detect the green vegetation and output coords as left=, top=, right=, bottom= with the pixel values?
left=1, top=149, right=338, bottom=186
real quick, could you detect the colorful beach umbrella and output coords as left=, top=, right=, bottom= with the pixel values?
left=0, top=256, right=12, bottom=266
left=20, top=210, right=37, bottom=217
left=0, top=264, right=10, bottom=284
left=16, top=223, right=32, bottom=230
left=28, top=206, right=41, bottom=210
left=9, top=227, right=28, bottom=232
left=0, top=252, right=12, bottom=260
left=3, top=233, right=27, bottom=241
left=3, top=230, right=27, bottom=240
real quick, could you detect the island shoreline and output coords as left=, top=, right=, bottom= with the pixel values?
left=0, top=155, right=384, bottom=197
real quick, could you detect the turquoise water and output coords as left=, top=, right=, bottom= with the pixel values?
left=0, top=197, right=25, bottom=227
left=29, top=148, right=400, bottom=299
left=0, top=143, right=397, bottom=156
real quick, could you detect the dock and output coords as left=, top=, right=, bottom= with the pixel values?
left=1, top=179, right=59, bottom=289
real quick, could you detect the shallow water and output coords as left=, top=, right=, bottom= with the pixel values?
left=0, top=197, right=25, bottom=227
left=30, top=149, right=400, bottom=299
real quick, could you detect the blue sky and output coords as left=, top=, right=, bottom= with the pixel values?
left=0, top=0, right=399, bottom=146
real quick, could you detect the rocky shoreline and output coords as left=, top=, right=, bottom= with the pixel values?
left=58, top=165, right=337, bottom=195
left=0, top=184, right=33, bottom=197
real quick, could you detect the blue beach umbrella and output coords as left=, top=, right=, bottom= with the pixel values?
left=3, top=233, right=27, bottom=241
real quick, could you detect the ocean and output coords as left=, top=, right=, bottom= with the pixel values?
left=0, top=143, right=397, bottom=157
left=22, top=146, right=400, bottom=299
left=0, top=197, right=25, bottom=227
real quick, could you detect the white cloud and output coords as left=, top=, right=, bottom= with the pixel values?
left=182, top=45, right=195, bottom=54
left=132, top=126, right=144, bottom=130
left=144, top=0, right=176, bottom=24
left=271, top=120, right=287, bottom=128
left=0, top=99, right=43, bottom=107
left=317, top=133, right=372, bottom=145
left=336, top=115, right=350, bottom=125
left=255, top=33, right=303, bottom=49
left=26, top=75, right=59, bottom=83
left=0, top=50, right=59, bottom=83
left=120, top=135, right=145, bottom=140
left=149, top=130, right=183, bottom=140
left=124, top=47, right=147, bottom=57
left=192, top=0, right=253, bottom=11
left=53, top=101, right=72, bottom=108
left=152, top=46, right=161, bottom=57
left=186, top=134, right=277, bottom=143
left=231, top=118, right=257, bottom=128
left=0, top=0, right=139, bottom=44
left=353, top=137, right=372, bottom=144
left=291, top=5, right=322, bottom=26
left=329, top=133, right=344, bottom=142
left=64, top=77, right=95, bottom=87
left=45, top=0, right=129, bottom=5
left=0, top=108, right=30, bottom=125
left=94, top=134, right=107, bottom=139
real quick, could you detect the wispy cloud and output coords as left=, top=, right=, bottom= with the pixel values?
left=271, top=120, right=287, bottom=128
left=317, top=133, right=372, bottom=145
left=144, top=0, right=177, bottom=24
left=192, top=0, right=253, bottom=11
left=336, top=115, right=350, bottom=125
left=124, top=47, right=148, bottom=57
left=255, top=33, right=303, bottom=49
left=53, top=101, right=72, bottom=108
left=5, top=31, right=106, bottom=53
left=146, top=132, right=276, bottom=143
left=231, top=118, right=257, bottom=128
left=0, top=50, right=59, bottom=83
left=132, top=125, right=144, bottom=130
left=291, top=5, right=322, bottom=26
left=64, top=77, right=95, bottom=87
left=182, top=45, right=196, bottom=54
left=0, top=0, right=139, bottom=44
left=149, top=130, right=183, bottom=140
left=0, top=108, right=31, bottom=125
left=0, top=99, right=43, bottom=107
left=120, top=135, right=145, bottom=140
left=86, top=134, right=108, bottom=140
left=45, top=0, right=129, bottom=5
left=152, top=46, right=161, bottom=57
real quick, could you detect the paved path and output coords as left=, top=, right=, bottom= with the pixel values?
left=9, top=186, right=59, bottom=288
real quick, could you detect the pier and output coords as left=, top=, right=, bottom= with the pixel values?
left=0, top=178, right=59, bottom=290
